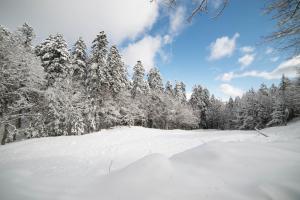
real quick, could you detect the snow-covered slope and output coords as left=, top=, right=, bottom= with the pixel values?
left=0, top=121, right=300, bottom=200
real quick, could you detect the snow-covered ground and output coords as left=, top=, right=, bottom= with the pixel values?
left=1, top=120, right=300, bottom=200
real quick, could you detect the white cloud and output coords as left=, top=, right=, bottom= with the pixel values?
left=122, top=35, right=162, bottom=71
left=163, top=34, right=172, bottom=45
left=219, top=72, right=235, bottom=81
left=209, top=33, right=240, bottom=60
left=220, top=84, right=244, bottom=98
left=218, top=55, right=300, bottom=81
left=265, top=47, right=273, bottom=55
left=240, top=46, right=255, bottom=53
left=0, top=0, right=159, bottom=45
left=121, top=5, right=188, bottom=71
left=238, top=54, right=255, bottom=69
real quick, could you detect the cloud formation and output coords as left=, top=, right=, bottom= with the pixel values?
left=220, top=83, right=244, bottom=98
left=240, top=46, right=255, bottom=53
left=238, top=54, right=255, bottom=69
left=0, top=0, right=159, bottom=45
left=218, top=55, right=300, bottom=81
left=122, top=6, right=187, bottom=71
left=209, top=33, right=240, bottom=60
left=122, top=35, right=162, bottom=71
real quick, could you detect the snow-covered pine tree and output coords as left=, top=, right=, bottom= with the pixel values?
left=165, top=81, right=174, bottom=97
left=87, top=31, right=110, bottom=96
left=267, top=96, right=286, bottom=127
left=107, top=45, right=128, bottom=96
left=147, top=67, right=164, bottom=93
left=189, top=85, right=210, bottom=128
left=71, top=37, right=88, bottom=82
left=131, top=61, right=148, bottom=98
left=278, top=74, right=295, bottom=119
left=206, top=95, right=224, bottom=129
left=231, top=96, right=243, bottom=129
left=91, top=31, right=108, bottom=64
left=174, top=81, right=186, bottom=103
left=17, top=23, right=35, bottom=48
left=239, top=89, right=259, bottom=130
left=223, top=97, right=235, bottom=129
left=180, top=82, right=187, bottom=102
left=294, top=68, right=300, bottom=115
left=35, top=34, right=70, bottom=86
left=256, top=83, right=272, bottom=128
left=84, top=31, right=110, bottom=131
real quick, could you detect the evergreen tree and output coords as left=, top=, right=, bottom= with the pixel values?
left=267, top=96, right=286, bottom=127
left=107, top=45, right=128, bottom=96
left=35, top=34, right=70, bottom=86
left=88, top=31, right=110, bottom=94
left=71, top=37, right=88, bottom=81
left=256, top=83, right=272, bottom=128
left=279, top=75, right=295, bottom=119
left=147, top=67, right=164, bottom=93
left=189, top=85, right=210, bottom=128
left=165, top=81, right=174, bottom=97
left=294, top=68, right=300, bottom=115
left=223, top=97, right=235, bottom=129
left=239, top=89, right=259, bottom=130
left=131, top=61, right=148, bottom=98
left=17, top=23, right=35, bottom=48
left=174, top=81, right=187, bottom=103
left=207, top=95, right=224, bottom=129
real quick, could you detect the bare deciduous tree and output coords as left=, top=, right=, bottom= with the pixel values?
left=151, top=0, right=228, bottom=21
left=264, top=0, right=300, bottom=56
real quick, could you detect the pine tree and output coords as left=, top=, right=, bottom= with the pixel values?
left=174, top=81, right=186, bottom=103
left=207, top=95, right=224, bottom=129
left=147, top=67, right=164, bottom=93
left=239, top=89, right=259, bottom=130
left=181, top=82, right=187, bottom=102
left=71, top=37, right=87, bottom=81
left=256, top=83, right=272, bottom=128
left=189, top=85, right=210, bottom=128
left=35, top=34, right=70, bottom=86
left=294, top=68, right=300, bottom=115
left=131, top=61, right=148, bottom=98
left=107, top=45, right=128, bottom=96
left=88, top=31, right=110, bottom=95
left=165, top=81, right=174, bottom=97
left=17, top=23, right=35, bottom=48
left=91, top=31, right=108, bottom=64
left=267, top=96, right=286, bottom=127
left=223, top=97, right=235, bottom=129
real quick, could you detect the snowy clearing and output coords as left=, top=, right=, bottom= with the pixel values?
left=1, top=120, right=300, bottom=200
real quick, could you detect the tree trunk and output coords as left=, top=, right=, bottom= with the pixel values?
left=1, top=101, right=8, bottom=145
left=1, top=123, right=9, bottom=145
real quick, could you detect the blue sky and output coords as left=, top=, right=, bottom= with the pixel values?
left=1, top=0, right=299, bottom=100
left=149, top=0, right=297, bottom=100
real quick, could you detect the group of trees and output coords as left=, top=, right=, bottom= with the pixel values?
left=0, top=23, right=299, bottom=145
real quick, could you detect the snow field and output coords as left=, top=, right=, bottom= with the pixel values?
left=0, top=120, right=300, bottom=200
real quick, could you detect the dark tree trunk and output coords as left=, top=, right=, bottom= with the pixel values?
left=1, top=100, right=9, bottom=145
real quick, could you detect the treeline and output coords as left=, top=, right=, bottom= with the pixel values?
left=0, top=23, right=299, bottom=144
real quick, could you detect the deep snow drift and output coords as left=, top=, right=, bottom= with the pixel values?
left=0, top=121, right=300, bottom=200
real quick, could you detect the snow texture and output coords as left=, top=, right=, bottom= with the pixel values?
left=0, top=120, right=300, bottom=200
